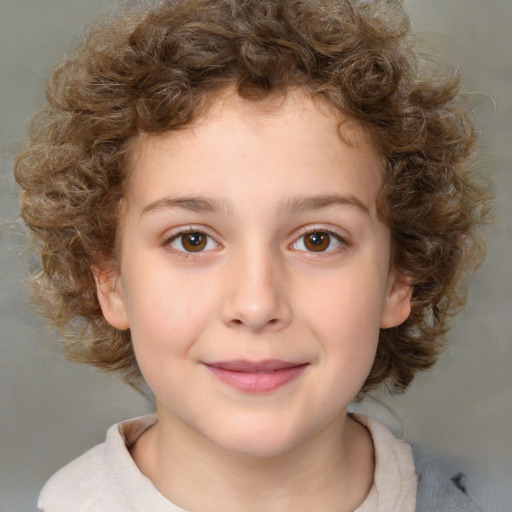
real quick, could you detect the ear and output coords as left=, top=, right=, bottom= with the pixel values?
left=380, top=271, right=412, bottom=329
left=92, top=264, right=130, bottom=330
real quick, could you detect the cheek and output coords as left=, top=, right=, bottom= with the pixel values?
left=302, top=268, right=386, bottom=339
left=123, top=269, right=220, bottom=373
left=298, top=267, right=385, bottom=378
left=313, top=295, right=380, bottom=404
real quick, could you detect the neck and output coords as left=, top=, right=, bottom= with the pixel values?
left=131, top=410, right=374, bottom=512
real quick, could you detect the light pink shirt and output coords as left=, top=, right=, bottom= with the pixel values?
left=38, top=413, right=417, bottom=511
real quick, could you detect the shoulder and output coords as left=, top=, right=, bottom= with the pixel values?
left=37, top=415, right=159, bottom=512
left=412, top=444, right=488, bottom=512
left=37, top=441, right=112, bottom=512
left=36, top=416, right=148, bottom=512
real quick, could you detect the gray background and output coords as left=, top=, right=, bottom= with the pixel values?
left=1, top=0, right=511, bottom=510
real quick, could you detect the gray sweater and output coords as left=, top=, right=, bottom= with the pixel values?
left=413, top=445, right=486, bottom=511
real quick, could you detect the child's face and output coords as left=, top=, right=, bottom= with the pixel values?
left=97, top=89, right=411, bottom=457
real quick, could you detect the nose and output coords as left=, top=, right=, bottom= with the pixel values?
left=221, top=247, right=292, bottom=333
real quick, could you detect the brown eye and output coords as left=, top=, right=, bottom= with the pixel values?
left=169, top=231, right=217, bottom=253
left=181, top=232, right=207, bottom=252
left=292, top=230, right=343, bottom=253
left=304, top=231, right=331, bottom=252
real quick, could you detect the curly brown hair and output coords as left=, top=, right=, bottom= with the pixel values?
left=14, top=0, right=492, bottom=393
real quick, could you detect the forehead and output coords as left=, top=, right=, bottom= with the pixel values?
left=126, top=88, right=383, bottom=214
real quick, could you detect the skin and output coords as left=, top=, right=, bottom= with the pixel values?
left=95, top=88, right=411, bottom=511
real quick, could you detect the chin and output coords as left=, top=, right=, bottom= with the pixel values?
left=217, top=436, right=301, bottom=459
left=203, top=417, right=308, bottom=459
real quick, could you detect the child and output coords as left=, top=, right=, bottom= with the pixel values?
left=14, top=0, right=492, bottom=510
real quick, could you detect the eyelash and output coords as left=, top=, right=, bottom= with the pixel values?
left=163, top=227, right=349, bottom=257
left=165, top=228, right=220, bottom=257
left=291, top=228, right=349, bottom=254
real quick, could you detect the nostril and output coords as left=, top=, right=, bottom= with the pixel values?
left=228, top=317, right=280, bottom=329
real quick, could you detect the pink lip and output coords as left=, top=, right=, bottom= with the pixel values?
left=203, top=360, right=309, bottom=393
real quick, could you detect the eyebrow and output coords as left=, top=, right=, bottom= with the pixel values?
left=280, top=193, right=370, bottom=215
left=140, top=193, right=370, bottom=218
left=140, top=196, right=231, bottom=218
